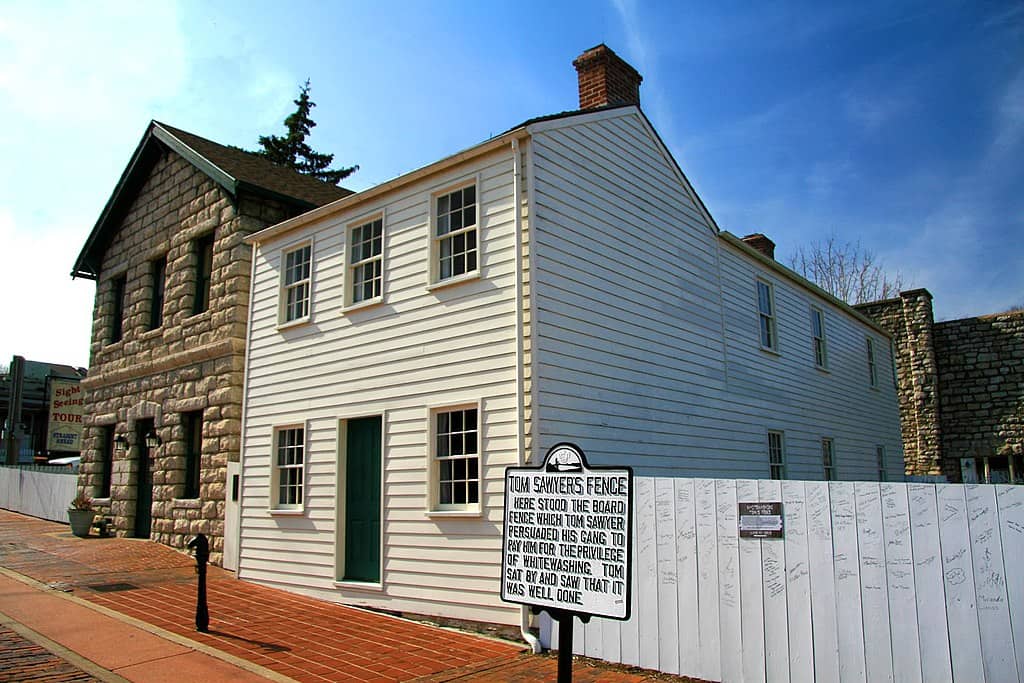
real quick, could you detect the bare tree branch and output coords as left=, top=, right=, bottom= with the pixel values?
left=788, top=236, right=906, bottom=304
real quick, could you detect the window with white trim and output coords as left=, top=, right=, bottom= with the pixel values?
left=273, top=426, right=304, bottom=509
left=822, top=437, right=836, bottom=480
left=433, top=184, right=477, bottom=282
left=866, top=337, right=878, bottom=388
left=810, top=306, right=827, bottom=369
left=757, top=279, right=777, bottom=351
left=281, top=244, right=312, bottom=323
left=431, top=406, right=480, bottom=510
left=768, top=430, right=785, bottom=480
left=876, top=445, right=887, bottom=481
left=347, top=217, right=383, bottom=306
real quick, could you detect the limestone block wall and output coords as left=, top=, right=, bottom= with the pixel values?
left=934, top=310, right=1024, bottom=467
left=78, top=149, right=295, bottom=563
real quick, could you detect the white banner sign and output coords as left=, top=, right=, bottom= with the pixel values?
left=501, top=443, right=633, bottom=620
left=46, top=379, right=83, bottom=452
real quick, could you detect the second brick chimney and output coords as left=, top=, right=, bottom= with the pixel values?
left=573, top=44, right=643, bottom=110
left=741, top=233, right=776, bottom=260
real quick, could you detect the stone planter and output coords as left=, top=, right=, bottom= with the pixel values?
left=68, top=509, right=96, bottom=538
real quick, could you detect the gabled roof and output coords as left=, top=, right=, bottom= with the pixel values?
left=71, top=121, right=352, bottom=280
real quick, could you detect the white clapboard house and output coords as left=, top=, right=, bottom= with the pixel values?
left=236, top=45, right=903, bottom=629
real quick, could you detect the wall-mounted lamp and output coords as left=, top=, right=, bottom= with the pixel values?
left=145, top=429, right=162, bottom=449
left=114, top=435, right=129, bottom=453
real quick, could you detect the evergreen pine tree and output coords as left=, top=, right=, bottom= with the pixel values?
left=254, top=80, right=357, bottom=185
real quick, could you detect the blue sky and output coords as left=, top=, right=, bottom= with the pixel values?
left=1, top=0, right=1021, bottom=368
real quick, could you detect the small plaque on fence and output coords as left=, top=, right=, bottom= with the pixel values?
left=738, top=501, right=784, bottom=538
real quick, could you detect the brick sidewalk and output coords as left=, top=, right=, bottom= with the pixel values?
left=0, top=510, right=697, bottom=682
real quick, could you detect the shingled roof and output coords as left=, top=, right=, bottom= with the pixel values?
left=72, top=121, right=353, bottom=280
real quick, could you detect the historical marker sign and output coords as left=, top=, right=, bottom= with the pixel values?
left=501, top=443, right=633, bottom=620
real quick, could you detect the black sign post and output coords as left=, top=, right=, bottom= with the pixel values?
left=502, top=443, right=633, bottom=682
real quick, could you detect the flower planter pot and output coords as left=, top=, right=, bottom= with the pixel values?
left=68, top=509, right=96, bottom=538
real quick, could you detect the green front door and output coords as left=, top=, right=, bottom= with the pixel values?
left=344, top=416, right=381, bottom=582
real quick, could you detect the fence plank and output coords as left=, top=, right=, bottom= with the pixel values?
left=997, top=484, right=1024, bottom=682
left=696, top=478, right=721, bottom=681
left=717, top=479, right=742, bottom=683
left=967, top=485, right=1017, bottom=682
left=636, top=477, right=659, bottom=669
left=620, top=501, right=641, bottom=667
left=807, top=482, right=840, bottom=683
left=857, top=482, right=894, bottom=683
left=782, top=481, right=813, bottom=683
left=675, top=478, right=700, bottom=678
left=881, top=483, right=922, bottom=683
left=908, top=484, right=953, bottom=683
left=759, top=479, right=789, bottom=683
left=655, top=478, right=680, bottom=674
left=937, top=484, right=985, bottom=682
left=832, top=482, right=866, bottom=683
left=738, top=479, right=766, bottom=683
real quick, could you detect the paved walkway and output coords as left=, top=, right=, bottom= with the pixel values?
left=0, top=510, right=697, bottom=682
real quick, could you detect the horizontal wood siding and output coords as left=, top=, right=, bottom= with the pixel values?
left=531, top=110, right=902, bottom=478
left=240, top=147, right=522, bottom=625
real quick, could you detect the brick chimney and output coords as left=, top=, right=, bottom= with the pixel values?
left=573, top=44, right=643, bottom=110
left=741, top=233, right=776, bottom=260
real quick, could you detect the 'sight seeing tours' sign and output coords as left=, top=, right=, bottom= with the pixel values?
left=501, top=443, right=633, bottom=620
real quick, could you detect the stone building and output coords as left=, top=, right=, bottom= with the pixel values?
left=857, top=290, right=1024, bottom=482
left=71, top=122, right=349, bottom=563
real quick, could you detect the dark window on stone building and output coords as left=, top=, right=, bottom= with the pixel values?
left=99, top=426, right=114, bottom=498
left=183, top=410, right=203, bottom=499
left=110, top=275, right=127, bottom=344
left=149, top=256, right=167, bottom=330
left=193, top=233, right=214, bottom=315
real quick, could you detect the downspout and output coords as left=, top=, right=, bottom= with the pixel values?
left=512, top=137, right=542, bottom=655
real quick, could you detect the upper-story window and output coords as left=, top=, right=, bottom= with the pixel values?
left=192, top=233, right=214, bottom=316
left=876, top=445, right=887, bottom=482
left=281, top=243, right=312, bottom=324
left=182, top=410, right=203, bottom=499
left=768, top=430, right=785, bottom=480
left=810, top=306, right=827, bottom=369
left=149, top=256, right=167, bottom=330
left=109, top=274, right=127, bottom=344
left=822, top=437, right=836, bottom=480
left=866, top=337, right=878, bottom=388
left=433, top=184, right=478, bottom=283
left=756, top=279, right=777, bottom=351
left=347, top=217, right=383, bottom=306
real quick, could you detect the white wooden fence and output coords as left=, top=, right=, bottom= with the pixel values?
left=540, top=478, right=1024, bottom=683
left=0, top=465, right=78, bottom=523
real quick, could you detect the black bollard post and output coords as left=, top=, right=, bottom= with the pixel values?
left=186, top=533, right=210, bottom=632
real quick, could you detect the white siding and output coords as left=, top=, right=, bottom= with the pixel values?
left=530, top=109, right=903, bottom=479
left=240, top=146, right=523, bottom=625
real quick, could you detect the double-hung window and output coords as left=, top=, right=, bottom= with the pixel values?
left=282, top=244, right=312, bottom=324
left=810, top=307, right=827, bottom=369
left=432, top=406, right=480, bottom=511
left=433, top=184, right=478, bottom=283
left=274, top=426, right=304, bottom=509
left=822, top=438, right=836, bottom=480
left=866, top=337, right=878, bottom=388
left=876, top=445, right=887, bottom=482
left=768, top=430, right=785, bottom=480
left=757, top=279, right=777, bottom=351
left=347, top=217, right=383, bottom=306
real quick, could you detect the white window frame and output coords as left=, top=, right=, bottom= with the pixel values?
left=270, top=424, right=305, bottom=513
left=810, top=306, right=828, bottom=369
left=427, top=401, right=482, bottom=516
left=428, top=179, right=480, bottom=288
left=343, top=212, right=385, bottom=310
left=768, top=430, right=786, bottom=480
left=866, top=337, right=878, bottom=388
left=279, top=240, right=313, bottom=327
left=822, top=437, right=836, bottom=481
left=876, top=445, right=887, bottom=482
left=756, top=278, right=778, bottom=352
